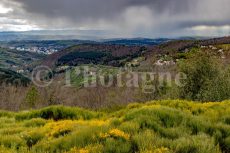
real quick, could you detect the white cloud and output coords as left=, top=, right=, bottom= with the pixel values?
left=185, top=25, right=230, bottom=37
left=0, top=4, right=13, bottom=14
left=1, top=24, right=40, bottom=31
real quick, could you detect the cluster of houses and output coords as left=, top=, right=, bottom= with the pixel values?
left=154, top=45, right=227, bottom=67
left=154, top=59, right=176, bottom=66
left=201, top=45, right=226, bottom=59
left=126, top=57, right=146, bottom=67
left=8, top=64, right=28, bottom=74
left=9, top=46, right=58, bottom=55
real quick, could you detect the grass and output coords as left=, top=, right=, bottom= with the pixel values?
left=0, top=100, right=229, bottom=153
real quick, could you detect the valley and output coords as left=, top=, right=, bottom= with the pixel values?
left=0, top=0, right=229, bottom=152
left=1, top=36, right=230, bottom=153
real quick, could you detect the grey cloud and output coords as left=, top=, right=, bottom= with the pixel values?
left=1, top=0, right=230, bottom=37
left=10, top=0, right=193, bottom=21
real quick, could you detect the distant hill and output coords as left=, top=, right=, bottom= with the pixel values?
left=0, top=47, right=45, bottom=70
left=0, top=68, right=30, bottom=86
left=0, top=40, right=96, bottom=49
left=42, top=44, right=147, bottom=68
left=0, top=38, right=170, bottom=70
left=145, top=36, right=230, bottom=57
left=0, top=30, right=104, bottom=41
left=40, top=36, right=230, bottom=70
left=103, top=38, right=170, bottom=46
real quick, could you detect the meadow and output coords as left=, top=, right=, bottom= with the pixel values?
left=0, top=100, right=229, bottom=153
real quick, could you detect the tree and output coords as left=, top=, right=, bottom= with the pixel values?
left=179, top=51, right=230, bottom=101
left=24, top=86, right=40, bottom=108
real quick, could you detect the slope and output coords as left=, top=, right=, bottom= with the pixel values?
left=0, top=100, right=229, bottom=152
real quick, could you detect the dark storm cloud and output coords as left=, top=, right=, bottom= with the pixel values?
left=1, top=0, right=230, bottom=37
left=11, top=0, right=191, bottom=21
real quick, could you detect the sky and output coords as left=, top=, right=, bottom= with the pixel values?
left=0, top=0, right=230, bottom=38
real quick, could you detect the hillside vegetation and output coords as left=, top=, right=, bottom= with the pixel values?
left=0, top=47, right=45, bottom=69
left=0, top=68, right=30, bottom=86
left=42, top=44, right=145, bottom=68
left=3, top=42, right=230, bottom=110
left=0, top=100, right=229, bottom=153
left=41, top=36, right=230, bottom=68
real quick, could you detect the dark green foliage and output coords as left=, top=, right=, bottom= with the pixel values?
left=0, top=68, right=30, bottom=86
left=23, top=118, right=47, bottom=127
left=0, top=110, right=15, bottom=118
left=121, top=102, right=229, bottom=152
left=179, top=51, right=230, bottom=101
left=223, top=137, right=230, bottom=152
left=170, top=134, right=219, bottom=153
left=103, top=138, right=132, bottom=153
left=24, top=86, right=40, bottom=108
left=0, top=47, right=45, bottom=70
left=53, top=43, right=147, bottom=67
left=15, top=106, right=100, bottom=121
left=124, top=107, right=184, bottom=128
left=23, top=132, right=44, bottom=148
left=0, top=135, right=25, bottom=149
left=57, top=51, right=107, bottom=66
left=33, top=126, right=104, bottom=152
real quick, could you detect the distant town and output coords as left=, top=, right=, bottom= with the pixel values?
left=0, top=40, right=87, bottom=56
left=8, top=46, right=58, bottom=55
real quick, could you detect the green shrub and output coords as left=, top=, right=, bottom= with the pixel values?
left=22, top=131, right=45, bottom=148
left=159, top=127, right=186, bottom=139
left=16, top=106, right=99, bottom=121
left=124, top=107, right=184, bottom=129
left=216, top=124, right=230, bottom=138
left=0, top=100, right=229, bottom=152
left=24, top=86, right=40, bottom=109
left=33, top=126, right=105, bottom=153
left=179, top=51, right=230, bottom=102
left=185, top=117, right=207, bottom=135
left=0, top=127, right=25, bottom=135
left=24, top=118, right=47, bottom=127
left=170, top=134, right=221, bottom=153
left=103, top=138, right=132, bottom=153
left=0, top=135, right=25, bottom=149
left=0, top=111, right=15, bottom=118
left=0, top=117, right=16, bottom=129
left=222, top=116, right=230, bottom=125
left=0, top=146, right=15, bottom=153
left=223, top=137, right=230, bottom=152
left=133, top=130, right=158, bottom=151
left=119, top=121, right=140, bottom=134
left=110, top=118, right=122, bottom=127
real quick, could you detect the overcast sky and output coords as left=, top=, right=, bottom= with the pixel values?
left=0, top=0, right=230, bottom=38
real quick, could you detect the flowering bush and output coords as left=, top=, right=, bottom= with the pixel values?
left=0, top=100, right=229, bottom=152
left=100, top=129, right=130, bottom=141
left=45, top=120, right=76, bottom=138
left=143, top=147, right=170, bottom=153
